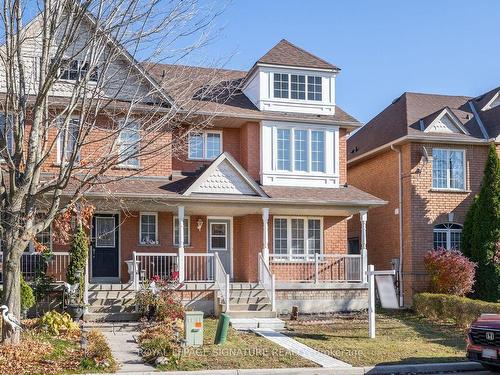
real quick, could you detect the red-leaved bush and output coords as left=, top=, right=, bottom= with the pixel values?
left=423, top=248, right=477, bottom=296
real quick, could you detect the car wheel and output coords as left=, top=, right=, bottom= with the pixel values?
left=483, top=364, right=500, bottom=373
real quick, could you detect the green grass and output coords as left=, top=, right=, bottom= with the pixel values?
left=286, top=310, right=468, bottom=366
left=160, top=318, right=317, bottom=371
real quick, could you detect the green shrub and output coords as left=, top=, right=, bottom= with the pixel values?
left=39, top=310, right=79, bottom=335
left=413, top=293, right=500, bottom=327
left=66, top=225, right=89, bottom=304
left=21, top=276, right=35, bottom=312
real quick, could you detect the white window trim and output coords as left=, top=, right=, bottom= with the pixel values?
left=432, top=148, right=467, bottom=191
left=272, top=73, right=323, bottom=103
left=57, top=59, right=98, bottom=83
left=188, top=130, right=223, bottom=161
left=273, top=216, right=323, bottom=259
left=118, top=119, right=141, bottom=168
left=173, top=216, right=190, bottom=247
left=139, top=212, right=159, bottom=245
left=209, top=221, right=228, bottom=251
left=56, top=116, right=81, bottom=165
left=274, top=127, right=326, bottom=174
left=433, top=223, right=462, bottom=250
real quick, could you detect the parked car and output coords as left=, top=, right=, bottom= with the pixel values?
left=467, top=314, right=500, bottom=372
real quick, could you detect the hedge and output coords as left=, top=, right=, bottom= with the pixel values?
left=413, top=293, right=500, bottom=327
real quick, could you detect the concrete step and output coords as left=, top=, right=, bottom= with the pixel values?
left=229, top=289, right=267, bottom=298
left=88, top=298, right=135, bottom=306
left=87, top=305, right=136, bottom=313
left=88, top=283, right=134, bottom=291
left=230, top=317, right=285, bottom=331
left=229, top=282, right=261, bottom=289
left=88, top=290, right=136, bottom=299
left=83, top=312, right=141, bottom=322
left=82, top=322, right=142, bottom=332
left=229, top=296, right=270, bottom=304
left=225, top=310, right=277, bottom=319
left=225, top=303, right=272, bottom=312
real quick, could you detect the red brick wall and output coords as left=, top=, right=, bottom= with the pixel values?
left=240, top=122, right=261, bottom=180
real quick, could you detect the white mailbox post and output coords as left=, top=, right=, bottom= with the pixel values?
left=367, top=265, right=398, bottom=339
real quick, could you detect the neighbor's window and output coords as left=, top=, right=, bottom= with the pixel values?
left=188, top=131, right=222, bottom=160
left=273, top=73, right=289, bottom=98
left=173, top=217, right=190, bottom=246
left=348, top=237, right=360, bottom=255
left=28, top=224, right=52, bottom=253
left=433, top=223, right=462, bottom=250
left=276, top=128, right=325, bottom=173
left=140, top=213, right=158, bottom=245
left=59, top=59, right=98, bottom=82
left=273, top=73, right=322, bottom=101
left=57, top=118, right=80, bottom=164
left=432, top=149, right=465, bottom=190
left=119, top=120, right=140, bottom=167
left=0, top=113, right=14, bottom=156
left=273, top=217, right=322, bottom=256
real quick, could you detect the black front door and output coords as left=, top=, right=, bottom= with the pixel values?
left=91, top=214, right=119, bottom=279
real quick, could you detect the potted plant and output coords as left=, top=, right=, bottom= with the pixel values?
left=65, top=225, right=89, bottom=320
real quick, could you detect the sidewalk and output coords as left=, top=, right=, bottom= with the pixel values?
left=99, top=361, right=485, bottom=375
left=101, top=330, right=153, bottom=373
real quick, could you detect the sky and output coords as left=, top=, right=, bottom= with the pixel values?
left=196, top=0, right=500, bottom=123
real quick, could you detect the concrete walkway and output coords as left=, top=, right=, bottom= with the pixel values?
left=252, top=328, right=351, bottom=368
left=102, top=330, right=153, bottom=373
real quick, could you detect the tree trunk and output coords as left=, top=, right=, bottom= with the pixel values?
left=1, top=247, right=22, bottom=345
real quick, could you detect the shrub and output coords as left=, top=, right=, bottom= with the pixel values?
left=66, top=225, right=89, bottom=304
left=20, top=276, right=35, bottom=313
left=136, top=277, right=185, bottom=322
left=39, top=310, right=79, bottom=335
left=413, top=293, right=500, bottom=327
left=461, top=143, right=500, bottom=301
left=423, top=248, right=476, bottom=296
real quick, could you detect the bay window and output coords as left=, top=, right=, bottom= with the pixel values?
left=273, top=73, right=322, bottom=101
left=276, top=128, right=325, bottom=173
left=188, top=131, right=222, bottom=160
left=432, top=149, right=465, bottom=190
left=273, top=217, right=322, bottom=256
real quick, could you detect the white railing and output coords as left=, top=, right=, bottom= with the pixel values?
left=214, top=252, right=230, bottom=312
left=0, top=251, right=71, bottom=283
left=269, top=253, right=363, bottom=283
left=133, top=252, right=179, bottom=288
left=185, top=253, right=214, bottom=282
left=258, top=252, right=276, bottom=311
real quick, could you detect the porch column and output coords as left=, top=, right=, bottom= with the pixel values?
left=262, top=207, right=270, bottom=266
left=360, top=210, right=368, bottom=283
left=178, top=206, right=185, bottom=283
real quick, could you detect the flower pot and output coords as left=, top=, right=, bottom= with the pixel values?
left=66, top=304, right=84, bottom=320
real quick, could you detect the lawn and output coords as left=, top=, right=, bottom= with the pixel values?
left=156, top=318, right=317, bottom=371
left=285, top=310, right=468, bottom=367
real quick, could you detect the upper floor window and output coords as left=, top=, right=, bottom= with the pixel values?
left=273, top=217, right=322, bottom=256
left=118, top=120, right=140, bottom=167
left=432, top=149, right=465, bottom=190
left=188, top=131, right=222, bottom=160
left=59, top=59, right=98, bottom=82
left=57, top=118, right=80, bottom=164
left=276, top=128, right=325, bottom=173
left=273, top=73, right=322, bottom=101
left=0, top=113, right=14, bottom=156
left=433, top=223, right=462, bottom=250
left=140, top=212, right=158, bottom=245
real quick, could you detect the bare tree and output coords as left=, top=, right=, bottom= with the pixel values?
left=0, top=0, right=231, bottom=344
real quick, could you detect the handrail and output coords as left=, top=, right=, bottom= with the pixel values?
left=214, top=252, right=230, bottom=313
left=259, top=252, right=276, bottom=312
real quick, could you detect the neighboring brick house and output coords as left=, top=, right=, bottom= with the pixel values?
left=347, top=89, right=500, bottom=306
left=0, top=11, right=385, bottom=322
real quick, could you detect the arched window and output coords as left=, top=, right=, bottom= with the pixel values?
left=433, top=223, right=463, bottom=250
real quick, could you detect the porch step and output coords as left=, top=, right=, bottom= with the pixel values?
left=83, top=312, right=141, bottom=322
left=230, top=317, right=285, bottom=331
left=229, top=283, right=261, bottom=289
left=82, top=321, right=142, bottom=333
left=225, top=303, right=272, bottom=312
left=229, top=289, right=268, bottom=298
left=88, top=283, right=134, bottom=291
left=229, top=296, right=270, bottom=304
left=88, top=290, right=136, bottom=299
left=87, top=304, right=136, bottom=314
left=88, top=298, right=135, bottom=306
left=224, top=310, right=277, bottom=319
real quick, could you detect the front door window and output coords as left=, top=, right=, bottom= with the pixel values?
left=95, top=217, right=116, bottom=247
left=210, top=223, right=227, bottom=250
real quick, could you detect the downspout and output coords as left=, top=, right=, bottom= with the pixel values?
left=391, top=144, right=404, bottom=307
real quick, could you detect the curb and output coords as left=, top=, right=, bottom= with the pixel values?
left=104, top=360, right=486, bottom=375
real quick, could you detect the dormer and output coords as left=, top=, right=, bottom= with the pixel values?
left=421, top=107, right=469, bottom=135
left=242, top=40, right=339, bottom=115
left=481, top=90, right=500, bottom=111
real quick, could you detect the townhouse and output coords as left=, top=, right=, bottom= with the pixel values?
left=347, top=89, right=500, bottom=306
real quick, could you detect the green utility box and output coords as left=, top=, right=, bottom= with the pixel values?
left=184, top=311, right=204, bottom=347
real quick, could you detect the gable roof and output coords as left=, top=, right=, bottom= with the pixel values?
left=254, top=39, right=339, bottom=71
left=183, top=152, right=268, bottom=197
left=348, top=92, right=490, bottom=162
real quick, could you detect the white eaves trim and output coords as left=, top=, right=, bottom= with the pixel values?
left=481, top=91, right=500, bottom=111
left=183, top=152, right=268, bottom=197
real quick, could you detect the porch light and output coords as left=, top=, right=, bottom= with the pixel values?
left=197, top=218, right=204, bottom=231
